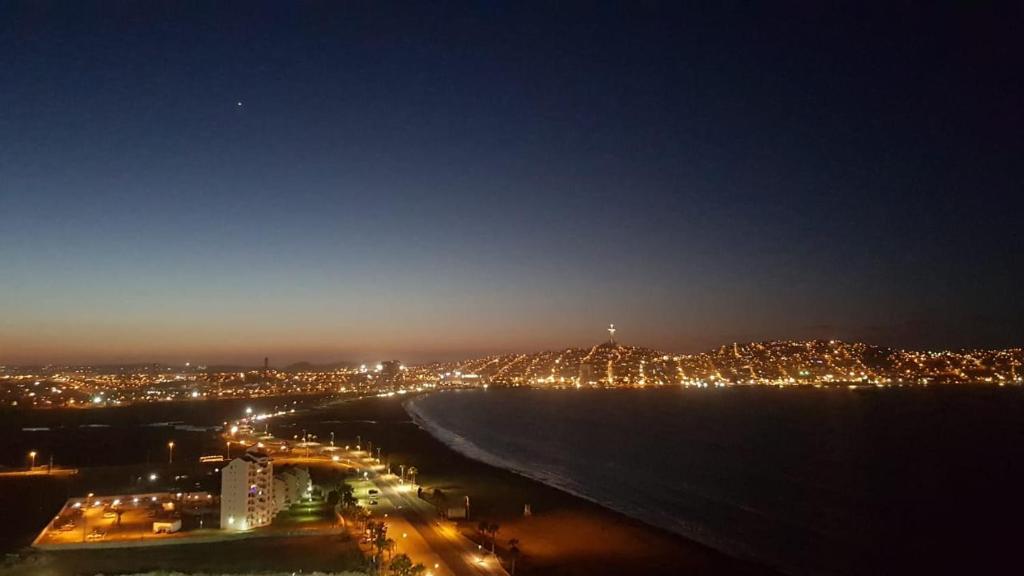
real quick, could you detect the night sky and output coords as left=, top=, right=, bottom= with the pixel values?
left=1, top=2, right=1021, bottom=365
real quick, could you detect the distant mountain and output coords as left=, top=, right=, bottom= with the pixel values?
left=281, top=360, right=359, bottom=373
left=412, top=339, right=1023, bottom=386
left=204, top=364, right=260, bottom=373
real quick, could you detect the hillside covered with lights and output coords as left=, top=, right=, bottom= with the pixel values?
left=411, top=339, right=1024, bottom=388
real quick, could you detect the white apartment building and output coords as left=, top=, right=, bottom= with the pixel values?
left=273, top=477, right=288, bottom=512
left=276, top=466, right=312, bottom=507
left=220, top=451, right=275, bottom=531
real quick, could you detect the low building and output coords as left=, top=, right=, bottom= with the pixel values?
left=152, top=518, right=181, bottom=533
left=220, top=450, right=274, bottom=531
left=445, top=506, right=468, bottom=519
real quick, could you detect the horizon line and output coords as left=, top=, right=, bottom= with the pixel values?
left=3, top=337, right=1023, bottom=370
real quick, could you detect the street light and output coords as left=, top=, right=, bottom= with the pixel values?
left=28, top=451, right=37, bottom=470
left=168, top=441, right=175, bottom=464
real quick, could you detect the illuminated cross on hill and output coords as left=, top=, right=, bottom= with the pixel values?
left=608, top=323, right=616, bottom=344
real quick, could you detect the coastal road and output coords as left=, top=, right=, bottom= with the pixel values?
left=378, top=479, right=505, bottom=576
left=274, top=452, right=506, bottom=576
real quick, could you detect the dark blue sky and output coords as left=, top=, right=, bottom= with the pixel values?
left=1, top=2, right=1021, bottom=364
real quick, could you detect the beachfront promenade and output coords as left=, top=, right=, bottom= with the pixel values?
left=274, top=451, right=506, bottom=576
left=232, top=421, right=508, bottom=576
left=356, top=470, right=504, bottom=576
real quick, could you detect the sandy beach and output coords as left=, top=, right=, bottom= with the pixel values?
left=295, top=394, right=775, bottom=576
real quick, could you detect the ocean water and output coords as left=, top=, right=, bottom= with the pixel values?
left=406, top=387, right=1024, bottom=576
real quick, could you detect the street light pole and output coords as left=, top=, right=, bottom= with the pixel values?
left=168, top=441, right=175, bottom=464
left=28, top=451, right=37, bottom=470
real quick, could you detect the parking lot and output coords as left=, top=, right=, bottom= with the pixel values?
left=34, top=492, right=218, bottom=548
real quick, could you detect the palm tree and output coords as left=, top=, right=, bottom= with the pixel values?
left=341, top=482, right=356, bottom=507
left=389, top=554, right=412, bottom=576
left=477, top=520, right=489, bottom=545
left=432, top=488, right=447, bottom=509
left=326, top=489, right=341, bottom=509
left=488, top=522, right=500, bottom=554
left=384, top=537, right=397, bottom=561
left=368, top=520, right=390, bottom=576
left=508, top=538, right=521, bottom=575
left=388, top=553, right=426, bottom=576
left=355, top=506, right=371, bottom=531
left=374, top=523, right=389, bottom=551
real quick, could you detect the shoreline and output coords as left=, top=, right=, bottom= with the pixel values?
left=1, top=392, right=777, bottom=576
left=370, top=394, right=774, bottom=576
